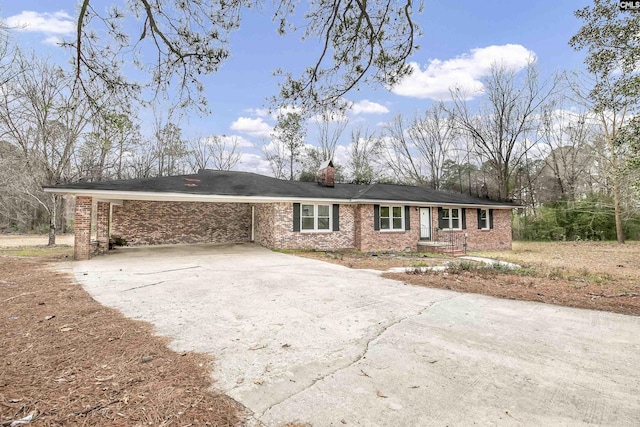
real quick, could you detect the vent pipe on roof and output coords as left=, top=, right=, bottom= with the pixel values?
left=316, top=160, right=335, bottom=187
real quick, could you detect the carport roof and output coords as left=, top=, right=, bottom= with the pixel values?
left=45, top=169, right=517, bottom=208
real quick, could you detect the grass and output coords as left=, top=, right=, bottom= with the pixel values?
left=0, top=245, right=73, bottom=259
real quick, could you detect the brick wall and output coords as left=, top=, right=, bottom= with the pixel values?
left=270, top=203, right=357, bottom=250
left=463, top=208, right=512, bottom=251
left=430, top=207, right=512, bottom=251
left=253, top=203, right=275, bottom=248
left=96, top=201, right=110, bottom=253
left=111, top=200, right=251, bottom=246
left=357, top=204, right=421, bottom=252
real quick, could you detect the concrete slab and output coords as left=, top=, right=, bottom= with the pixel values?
left=72, top=243, right=640, bottom=426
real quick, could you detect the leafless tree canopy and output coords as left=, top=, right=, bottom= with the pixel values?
left=69, top=0, right=421, bottom=111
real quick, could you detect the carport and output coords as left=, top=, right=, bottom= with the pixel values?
left=63, top=195, right=257, bottom=260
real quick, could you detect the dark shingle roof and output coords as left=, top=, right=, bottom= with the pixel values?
left=46, top=170, right=515, bottom=207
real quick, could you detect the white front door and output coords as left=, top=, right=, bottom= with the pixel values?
left=419, top=208, right=431, bottom=240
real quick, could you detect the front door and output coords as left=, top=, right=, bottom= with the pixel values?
left=419, top=208, right=431, bottom=240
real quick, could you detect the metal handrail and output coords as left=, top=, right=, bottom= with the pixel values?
left=433, top=228, right=467, bottom=254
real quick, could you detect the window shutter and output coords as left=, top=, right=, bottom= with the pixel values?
left=438, top=207, right=445, bottom=229
left=477, top=208, right=482, bottom=229
left=293, top=203, right=301, bottom=232
left=489, top=209, right=494, bottom=229
left=373, top=204, right=380, bottom=231
left=404, top=206, right=411, bottom=230
left=462, top=208, right=467, bottom=230
left=333, top=204, right=340, bottom=231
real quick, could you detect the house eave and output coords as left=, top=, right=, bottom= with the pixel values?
left=43, top=188, right=355, bottom=204
left=43, top=188, right=519, bottom=208
left=352, top=198, right=518, bottom=209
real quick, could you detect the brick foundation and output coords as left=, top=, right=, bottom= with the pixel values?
left=111, top=200, right=251, bottom=246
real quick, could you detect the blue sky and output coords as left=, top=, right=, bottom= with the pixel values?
left=2, top=1, right=591, bottom=175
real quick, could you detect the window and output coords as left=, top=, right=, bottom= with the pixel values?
left=477, top=208, right=493, bottom=230
left=380, top=205, right=404, bottom=231
left=440, top=207, right=462, bottom=230
left=478, top=208, right=489, bottom=230
left=301, top=204, right=331, bottom=231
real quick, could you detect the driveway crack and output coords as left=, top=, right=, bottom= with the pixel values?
left=257, top=294, right=461, bottom=418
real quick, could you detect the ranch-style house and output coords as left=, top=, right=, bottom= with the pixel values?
left=45, top=162, right=516, bottom=260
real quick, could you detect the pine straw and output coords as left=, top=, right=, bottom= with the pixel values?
left=383, top=267, right=640, bottom=316
left=0, top=256, right=245, bottom=426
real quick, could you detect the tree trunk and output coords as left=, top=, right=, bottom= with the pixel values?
left=613, top=177, right=625, bottom=244
left=48, top=195, right=57, bottom=246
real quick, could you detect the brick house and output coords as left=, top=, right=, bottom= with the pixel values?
left=45, top=165, right=516, bottom=261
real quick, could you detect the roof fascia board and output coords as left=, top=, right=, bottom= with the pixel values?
left=44, top=188, right=354, bottom=204
left=352, top=199, right=518, bottom=209
left=44, top=188, right=519, bottom=208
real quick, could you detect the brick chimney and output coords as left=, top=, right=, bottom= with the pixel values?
left=316, top=160, right=335, bottom=187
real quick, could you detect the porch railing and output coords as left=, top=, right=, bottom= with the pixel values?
left=433, top=229, right=467, bottom=254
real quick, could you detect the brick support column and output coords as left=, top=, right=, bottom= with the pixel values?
left=74, top=196, right=93, bottom=261
left=96, top=201, right=111, bottom=253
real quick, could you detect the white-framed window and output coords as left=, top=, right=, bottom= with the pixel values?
left=478, top=208, right=489, bottom=230
left=380, top=205, right=404, bottom=231
left=441, top=207, right=461, bottom=230
left=301, top=204, right=331, bottom=232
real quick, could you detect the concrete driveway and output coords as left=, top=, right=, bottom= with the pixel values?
left=72, top=243, right=640, bottom=426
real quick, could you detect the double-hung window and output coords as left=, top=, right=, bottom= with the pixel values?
left=477, top=208, right=493, bottom=230
left=301, top=204, right=331, bottom=232
left=478, top=208, right=489, bottom=230
left=440, top=207, right=461, bottom=230
left=380, top=206, right=404, bottom=231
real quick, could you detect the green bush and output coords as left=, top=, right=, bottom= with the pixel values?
left=515, top=194, right=640, bottom=241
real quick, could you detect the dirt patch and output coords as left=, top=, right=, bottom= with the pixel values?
left=294, top=242, right=640, bottom=317
left=384, top=268, right=640, bottom=317
left=477, top=241, right=640, bottom=283
left=0, top=256, right=244, bottom=426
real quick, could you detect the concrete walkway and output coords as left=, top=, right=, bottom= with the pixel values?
left=71, top=244, right=640, bottom=426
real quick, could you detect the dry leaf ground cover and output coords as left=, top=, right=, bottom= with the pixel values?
left=0, top=247, right=244, bottom=426
left=296, top=241, right=640, bottom=316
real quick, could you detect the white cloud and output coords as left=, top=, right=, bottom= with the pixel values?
left=237, top=153, right=273, bottom=176
left=230, top=117, right=273, bottom=137
left=6, top=10, right=75, bottom=35
left=391, top=44, right=535, bottom=101
left=202, top=134, right=254, bottom=148
left=243, top=108, right=270, bottom=118
left=349, top=99, right=389, bottom=115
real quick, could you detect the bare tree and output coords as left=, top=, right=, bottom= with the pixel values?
left=187, top=134, right=242, bottom=171
left=407, top=102, right=457, bottom=189
left=152, top=110, right=188, bottom=177
left=271, top=112, right=306, bottom=180
left=0, top=52, right=91, bottom=244
left=262, top=137, right=288, bottom=180
left=78, top=111, right=140, bottom=181
left=384, top=114, right=426, bottom=185
left=69, top=0, right=419, bottom=111
left=347, top=127, right=382, bottom=184
left=449, top=62, right=557, bottom=201
left=315, top=111, right=348, bottom=161
left=538, top=100, right=595, bottom=201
